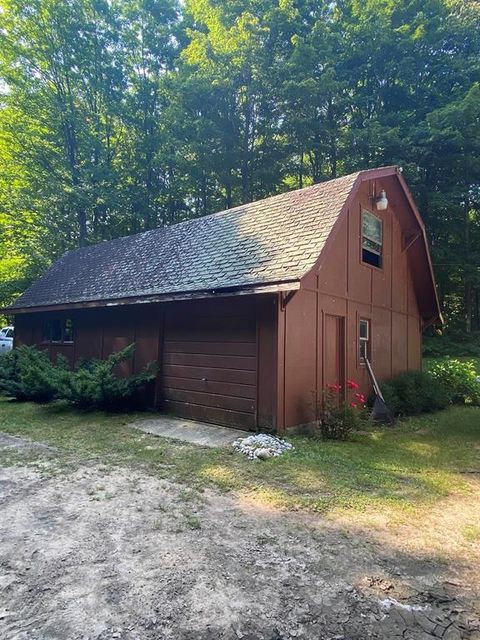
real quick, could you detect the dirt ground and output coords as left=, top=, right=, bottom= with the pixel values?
left=0, top=433, right=479, bottom=640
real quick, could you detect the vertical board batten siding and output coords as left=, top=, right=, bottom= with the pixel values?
left=255, top=296, right=278, bottom=431
left=283, top=289, right=317, bottom=428
left=12, top=306, right=162, bottom=406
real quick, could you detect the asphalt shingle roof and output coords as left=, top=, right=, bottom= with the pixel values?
left=10, top=171, right=362, bottom=310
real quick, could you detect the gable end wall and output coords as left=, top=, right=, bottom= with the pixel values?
left=278, top=176, right=423, bottom=431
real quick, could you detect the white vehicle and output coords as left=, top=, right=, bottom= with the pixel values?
left=0, top=326, right=14, bottom=352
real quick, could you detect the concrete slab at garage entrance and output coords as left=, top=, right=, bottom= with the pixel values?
left=131, top=415, right=251, bottom=448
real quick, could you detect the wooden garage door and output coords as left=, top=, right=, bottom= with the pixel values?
left=162, top=305, right=257, bottom=430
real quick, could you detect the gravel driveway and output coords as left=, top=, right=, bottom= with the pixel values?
left=0, top=434, right=479, bottom=640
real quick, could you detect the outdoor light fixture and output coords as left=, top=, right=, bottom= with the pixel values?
left=375, top=189, right=388, bottom=211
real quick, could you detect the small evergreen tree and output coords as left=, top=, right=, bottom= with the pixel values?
left=0, top=344, right=157, bottom=410
left=63, top=344, right=157, bottom=411
left=0, top=345, right=68, bottom=403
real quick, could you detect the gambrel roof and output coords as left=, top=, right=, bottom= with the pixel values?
left=9, top=172, right=360, bottom=308
left=6, top=167, right=441, bottom=324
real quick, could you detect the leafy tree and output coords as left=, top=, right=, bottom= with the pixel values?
left=417, top=84, right=480, bottom=330
left=0, top=0, right=479, bottom=332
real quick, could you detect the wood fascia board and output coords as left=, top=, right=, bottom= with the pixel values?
left=358, top=166, right=399, bottom=182
left=3, top=281, right=301, bottom=315
left=395, top=170, right=442, bottom=324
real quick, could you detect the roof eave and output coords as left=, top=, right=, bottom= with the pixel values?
left=395, top=171, right=443, bottom=325
left=1, top=280, right=301, bottom=315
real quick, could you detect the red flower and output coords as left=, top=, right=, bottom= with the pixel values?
left=350, top=402, right=358, bottom=408
left=347, top=379, right=359, bottom=390
left=355, top=392, right=366, bottom=404
left=327, top=383, right=342, bottom=393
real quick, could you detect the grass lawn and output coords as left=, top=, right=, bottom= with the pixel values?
left=1, top=397, right=479, bottom=520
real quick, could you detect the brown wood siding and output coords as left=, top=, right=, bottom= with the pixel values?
left=256, top=296, right=278, bottom=431
left=13, top=314, right=33, bottom=347
left=162, top=299, right=258, bottom=430
left=324, top=314, right=345, bottom=389
left=74, top=312, right=102, bottom=361
left=13, top=306, right=159, bottom=406
left=279, top=174, right=425, bottom=431
left=283, top=289, right=317, bottom=428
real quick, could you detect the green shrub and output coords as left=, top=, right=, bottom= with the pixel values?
left=427, top=358, right=480, bottom=405
left=380, top=370, right=449, bottom=416
left=63, top=344, right=157, bottom=411
left=0, top=345, right=68, bottom=403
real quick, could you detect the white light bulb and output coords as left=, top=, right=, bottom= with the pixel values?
left=376, top=190, right=388, bottom=211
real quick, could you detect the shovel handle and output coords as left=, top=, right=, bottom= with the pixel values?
left=365, top=357, right=385, bottom=401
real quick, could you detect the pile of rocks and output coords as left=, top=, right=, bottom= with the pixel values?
left=232, top=433, right=294, bottom=460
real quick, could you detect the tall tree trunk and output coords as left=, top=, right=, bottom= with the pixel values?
left=57, top=70, right=88, bottom=247
left=241, top=98, right=252, bottom=204
left=78, top=210, right=87, bottom=247
left=464, top=192, right=471, bottom=332
left=465, top=282, right=472, bottom=333
left=328, top=99, right=337, bottom=178
left=225, top=169, right=233, bottom=209
left=201, top=174, right=207, bottom=217
left=474, top=289, right=480, bottom=332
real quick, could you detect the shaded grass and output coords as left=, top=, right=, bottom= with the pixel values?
left=0, top=397, right=479, bottom=516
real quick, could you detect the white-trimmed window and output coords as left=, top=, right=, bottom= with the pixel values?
left=362, top=209, right=383, bottom=268
left=359, top=318, right=370, bottom=364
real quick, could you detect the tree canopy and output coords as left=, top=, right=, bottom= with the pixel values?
left=0, top=0, right=479, bottom=329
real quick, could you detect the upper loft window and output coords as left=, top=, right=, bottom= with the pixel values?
left=362, top=209, right=383, bottom=268
left=42, top=318, right=74, bottom=344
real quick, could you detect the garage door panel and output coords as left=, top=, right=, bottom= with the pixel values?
left=164, top=340, right=256, bottom=357
left=163, top=364, right=256, bottom=386
left=163, top=388, right=255, bottom=413
left=164, top=401, right=255, bottom=430
left=166, top=315, right=255, bottom=332
left=164, top=376, right=256, bottom=399
left=163, top=352, right=256, bottom=371
left=165, top=327, right=255, bottom=343
left=162, top=305, right=257, bottom=429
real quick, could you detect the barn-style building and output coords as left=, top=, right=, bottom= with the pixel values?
left=5, top=166, right=441, bottom=432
